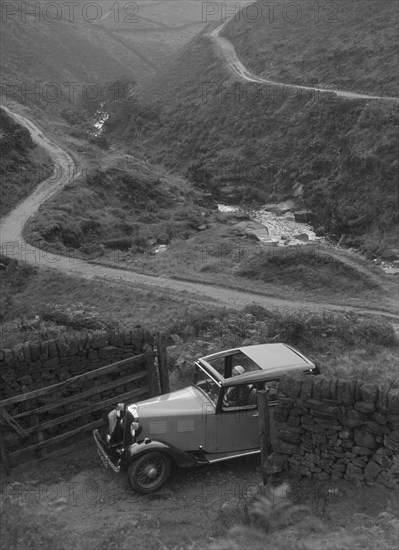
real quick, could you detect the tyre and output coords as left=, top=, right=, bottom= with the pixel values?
left=128, top=452, right=171, bottom=494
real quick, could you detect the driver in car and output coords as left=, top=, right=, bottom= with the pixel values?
left=223, top=366, right=254, bottom=408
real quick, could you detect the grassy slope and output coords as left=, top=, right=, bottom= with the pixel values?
left=222, top=0, right=399, bottom=96
left=0, top=108, right=53, bottom=217
left=118, top=32, right=398, bottom=254
left=23, top=151, right=214, bottom=255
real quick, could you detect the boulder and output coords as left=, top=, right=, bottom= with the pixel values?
left=380, top=248, right=399, bottom=260
left=364, top=460, right=381, bottom=479
left=354, top=429, right=377, bottom=449
left=294, top=210, right=312, bottom=223
left=294, top=233, right=309, bottom=242
left=273, top=440, right=300, bottom=455
left=315, top=226, right=327, bottom=237
left=264, top=452, right=289, bottom=474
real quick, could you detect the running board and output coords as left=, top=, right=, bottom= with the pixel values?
left=206, top=449, right=260, bottom=464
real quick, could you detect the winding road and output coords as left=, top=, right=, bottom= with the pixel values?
left=1, top=24, right=398, bottom=320
left=210, top=22, right=399, bottom=103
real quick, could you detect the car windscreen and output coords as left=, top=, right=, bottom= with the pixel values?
left=193, top=365, right=220, bottom=405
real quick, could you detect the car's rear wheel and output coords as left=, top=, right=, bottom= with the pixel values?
left=128, top=452, right=171, bottom=494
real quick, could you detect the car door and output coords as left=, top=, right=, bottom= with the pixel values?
left=214, top=383, right=260, bottom=452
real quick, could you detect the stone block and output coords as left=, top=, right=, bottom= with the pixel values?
left=364, top=421, right=390, bottom=435
left=346, top=463, right=363, bottom=475
left=22, top=343, right=31, bottom=363
left=354, top=429, right=377, bottom=449
left=67, top=340, right=78, bottom=356
left=48, top=340, right=58, bottom=358
left=279, top=374, right=304, bottom=398
left=331, top=470, right=344, bottom=479
left=300, top=376, right=314, bottom=401
left=40, top=340, right=49, bottom=359
left=273, top=440, right=300, bottom=455
left=274, top=405, right=291, bottom=423
left=264, top=452, right=289, bottom=474
left=329, top=377, right=337, bottom=401
left=42, top=357, right=61, bottom=369
left=332, top=464, right=346, bottom=472
left=13, top=343, right=25, bottom=362
left=314, top=472, right=330, bottom=481
left=289, top=463, right=312, bottom=477
left=352, top=446, right=374, bottom=456
left=376, top=473, right=396, bottom=489
left=371, top=412, right=387, bottom=425
left=99, top=346, right=118, bottom=357
left=29, top=342, right=40, bottom=361
left=92, top=330, right=108, bottom=349
left=60, top=357, right=75, bottom=368
left=389, top=455, right=399, bottom=474
left=384, top=434, right=399, bottom=452
left=360, top=383, right=379, bottom=403
left=338, top=428, right=352, bottom=440
left=373, top=449, right=393, bottom=468
left=336, top=379, right=356, bottom=406
left=287, top=416, right=301, bottom=426
left=355, top=401, right=375, bottom=414
left=387, top=415, right=399, bottom=428
left=387, top=390, right=399, bottom=415
left=311, top=376, right=324, bottom=400
left=352, top=458, right=366, bottom=468
left=364, top=460, right=381, bottom=479
left=344, top=410, right=367, bottom=428
left=18, top=375, right=32, bottom=385
left=84, top=333, right=93, bottom=350
left=123, top=331, right=132, bottom=345
left=108, top=330, right=124, bottom=347
left=57, top=338, right=69, bottom=357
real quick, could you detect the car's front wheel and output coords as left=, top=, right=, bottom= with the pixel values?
left=128, top=452, right=171, bottom=494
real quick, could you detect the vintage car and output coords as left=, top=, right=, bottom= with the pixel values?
left=93, top=343, right=319, bottom=494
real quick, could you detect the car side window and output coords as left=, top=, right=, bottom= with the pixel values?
left=264, top=380, right=279, bottom=403
left=222, top=384, right=257, bottom=411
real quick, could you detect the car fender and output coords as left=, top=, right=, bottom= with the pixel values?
left=125, top=440, right=196, bottom=468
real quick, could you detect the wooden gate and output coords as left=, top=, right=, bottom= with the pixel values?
left=0, top=350, right=163, bottom=473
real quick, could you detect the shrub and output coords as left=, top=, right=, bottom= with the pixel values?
left=103, top=237, right=132, bottom=250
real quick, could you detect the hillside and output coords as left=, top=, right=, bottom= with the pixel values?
left=0, top=108, right=53, bottom=217
left=111, top=32, right=398, bottom=255
left=222, top=0, right=399, bottom=96
left=23, top=152, right=214, bottom=256
left=0, top=0, right=214, bottom=114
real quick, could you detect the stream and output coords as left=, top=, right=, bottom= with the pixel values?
left=218, top=202, right=323, bottom=246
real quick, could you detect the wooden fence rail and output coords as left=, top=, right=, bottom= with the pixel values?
left=0, top=349, right=163, bottom=473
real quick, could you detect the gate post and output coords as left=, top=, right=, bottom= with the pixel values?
left=156, top=332, right=170, bottom=394
left=257, top=389, right=272, bottom=485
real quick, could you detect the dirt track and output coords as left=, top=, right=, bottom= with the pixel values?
left=210, top=22, right=399, bottom=102
left=0, top=105, right=398, bottom=320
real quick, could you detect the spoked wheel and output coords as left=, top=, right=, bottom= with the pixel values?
left=128, top=452, right=171, bottom=494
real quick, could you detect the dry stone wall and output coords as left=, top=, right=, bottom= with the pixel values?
left=0, top=327, right=153, bottom=399
left=265, top=374, right=399, bottom=490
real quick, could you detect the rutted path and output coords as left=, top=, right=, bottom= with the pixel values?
left=0, top=107, right=397, bottom=320
left=210, top=22, right=399, bottom=102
